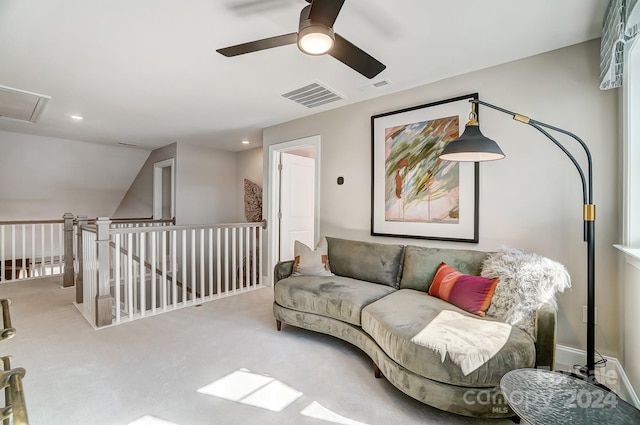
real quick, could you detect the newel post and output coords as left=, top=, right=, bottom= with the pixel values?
left=63, top=213, right=75, bottom=288
left=95, top=217, right=113, bottom=327
left=75, top=215, right=88, bottom=304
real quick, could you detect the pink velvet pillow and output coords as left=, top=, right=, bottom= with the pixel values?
left=428, top=262, right=499, bottom=316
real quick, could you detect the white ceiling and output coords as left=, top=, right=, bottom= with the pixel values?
left=0, top=0, right=608, bottom=152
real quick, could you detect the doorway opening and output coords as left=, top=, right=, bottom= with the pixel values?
left=153, top=158, right=175, bottom=220
left=267, top=136, right=320, bottom=284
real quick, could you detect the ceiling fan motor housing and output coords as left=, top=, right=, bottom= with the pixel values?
left=297, top=5, right=335, bottom=55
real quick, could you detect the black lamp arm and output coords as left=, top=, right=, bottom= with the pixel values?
left=470, top=99, right=593, bottom=207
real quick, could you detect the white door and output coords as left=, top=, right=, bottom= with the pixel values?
left=279, top=152, right=315, bottom=261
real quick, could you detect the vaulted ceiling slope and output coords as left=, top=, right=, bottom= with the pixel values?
left=0, top=0, right=607, bottom=151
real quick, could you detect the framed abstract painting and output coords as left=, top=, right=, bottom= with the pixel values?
left=371, top=93, right=479, bottom=242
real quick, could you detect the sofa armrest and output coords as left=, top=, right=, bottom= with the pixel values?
left=534, top=302, right=557, bottom=370
left=274, top=260, right=295, bottom=284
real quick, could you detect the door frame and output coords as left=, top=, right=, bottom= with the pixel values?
left=153, top=158, right=175, bottom=220
left=267, top=135, right=321, bottom=285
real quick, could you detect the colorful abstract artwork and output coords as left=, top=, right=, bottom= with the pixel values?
left=371, top=94, right=479, bottom=242
left=384, top=116, right=460, bottom=223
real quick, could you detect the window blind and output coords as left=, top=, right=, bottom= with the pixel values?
left=600, top=0, right=640, bottom=90
left=600, top=0, right=626, bottom=90
left=627, top=0, right=639, bottom=39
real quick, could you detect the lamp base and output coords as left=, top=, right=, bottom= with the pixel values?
left=556, top=369, right=611, bottom=392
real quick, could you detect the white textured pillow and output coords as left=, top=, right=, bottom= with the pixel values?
left=481, top=248, right=571, bottom=339
left=292, top=237, right=333, bottom=277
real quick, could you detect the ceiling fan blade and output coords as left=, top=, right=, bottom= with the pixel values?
left=329, top=33, right=386, bottom=79
left=217, top=33, right=297, bottom=57
left=308, top=0, right=345, bottom=27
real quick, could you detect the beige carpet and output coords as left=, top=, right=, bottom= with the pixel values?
left=0, top=277, right=510, bottom=425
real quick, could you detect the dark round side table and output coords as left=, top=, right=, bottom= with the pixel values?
left=500, top=368, right=640, bottom=424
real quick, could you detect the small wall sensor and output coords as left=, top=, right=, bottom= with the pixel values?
left=337, top=176, right=344, bottom=185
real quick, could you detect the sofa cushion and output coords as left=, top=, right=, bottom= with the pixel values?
left=400, top=245, right=488, bottom=292
left=326, top=237, right=405, bottom=288
left=361, top=289, right=535, bottom=387
left=274, top=275, right=396, bottom=326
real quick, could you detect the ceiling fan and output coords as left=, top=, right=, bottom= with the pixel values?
left=216, top=0, right=386, bottom=79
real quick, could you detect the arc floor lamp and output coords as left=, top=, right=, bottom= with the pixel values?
left=440, top=99, right=598, bottom=383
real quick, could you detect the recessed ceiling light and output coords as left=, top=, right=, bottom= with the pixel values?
left=69, top=114, right=84, bottom=120
left=242, top=140, right=250, bottom=145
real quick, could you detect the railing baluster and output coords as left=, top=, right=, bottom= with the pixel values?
left=11, top=225, right=15, bottom=281
left=208, top=228, right=213, bottom=299
left=171, top=230, right=177, bottom=307
left=245, top=226, right=250, bottom=288
left=49, top=224, right=53, bottom=274
left=31, top=224, right=35, bottom=279
left=151, top=231, right=157, bottom=314
left=0, top=226, right=4, bottom=282
left=200, top=228, right=205, bottom=302
left=162, top=231, right=167, bottom=310
left=191, top=229, right=196, bottom=303
left=127, top=232, right=133, bottom=319
left=231, top=228, right=237, bottom=293
left=21, top=224, right=25, bottom=279
left=140, top=232, right=146, bottom=317
left=238, top=227, right=244, bottom=291
left=259, top=225, right=263, bottom=286
left=252, top=226, right=257, bottom=288
left=58, top=222, right=63, bottom=271
left=181, top=230, right=187, bottom=306
left=114, top=233, right=121, bottom=323
left=40, top=224, right=44, bottom=276
left=216, top=228, right=221, bottom=296
left=224, top=228, right=229, bottom=295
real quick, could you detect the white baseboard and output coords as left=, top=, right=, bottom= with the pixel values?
left=556, top=344, right=640, bottom=408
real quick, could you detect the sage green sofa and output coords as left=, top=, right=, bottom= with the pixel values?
left=272, top=237, right=557, bottom=418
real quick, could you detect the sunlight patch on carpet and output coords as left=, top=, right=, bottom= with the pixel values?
left=126, top=416, right=180, bottom=425
left=198, top=368, right=302, bottom=412
left=301, top=401, right=370, bottom=425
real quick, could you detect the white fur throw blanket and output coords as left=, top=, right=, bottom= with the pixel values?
left=481, top=248, right=571, bottom=339
left=411, top=310, right=512, bottom=375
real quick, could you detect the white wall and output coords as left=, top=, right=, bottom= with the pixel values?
left=263, top=40, right=620, bottom=357
left=236, top=147, right=263, bottom=221
left=0, top=130, right=149, bottom=220
left=175, top=144, right=239, bottom=225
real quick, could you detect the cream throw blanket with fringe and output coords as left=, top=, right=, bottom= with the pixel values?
left=410, top=310, right=512, bottom=375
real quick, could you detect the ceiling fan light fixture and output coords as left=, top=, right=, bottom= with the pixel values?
left=298, top=24, right=334, bottom=55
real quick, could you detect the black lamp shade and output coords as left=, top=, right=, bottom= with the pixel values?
left=440, top=124, right=505, bottom=162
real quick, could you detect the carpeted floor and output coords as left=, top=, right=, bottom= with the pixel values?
left=1, top=277, right=512, bottom=425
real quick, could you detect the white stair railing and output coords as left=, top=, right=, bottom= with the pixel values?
left=0, top=219, right=65, bottom=283
left=78, top=219, right=265, bottom=328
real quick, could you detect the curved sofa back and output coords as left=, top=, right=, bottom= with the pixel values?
left=325, top=237, right=489, bottom=293
left=400, top=246, right=488, bottom=292
left=326, top=237, right=405, bottom=288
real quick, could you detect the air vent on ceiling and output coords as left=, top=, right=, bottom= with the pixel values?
left=282, top=82, right=343, bottom=108
left=0, top=85, right=51, bottom=123
left=372, top=80, right=390, bottom=88
left=358, top=79, right=391, bottom=92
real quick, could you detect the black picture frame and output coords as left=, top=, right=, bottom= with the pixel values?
left=370, top=93, right=479, bottom=243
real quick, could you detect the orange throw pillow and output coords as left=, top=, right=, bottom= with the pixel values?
left=428, top=262, right=499, bottom=317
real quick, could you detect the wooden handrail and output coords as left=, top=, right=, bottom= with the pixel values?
left=0, top=220, right=63, bottom=225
